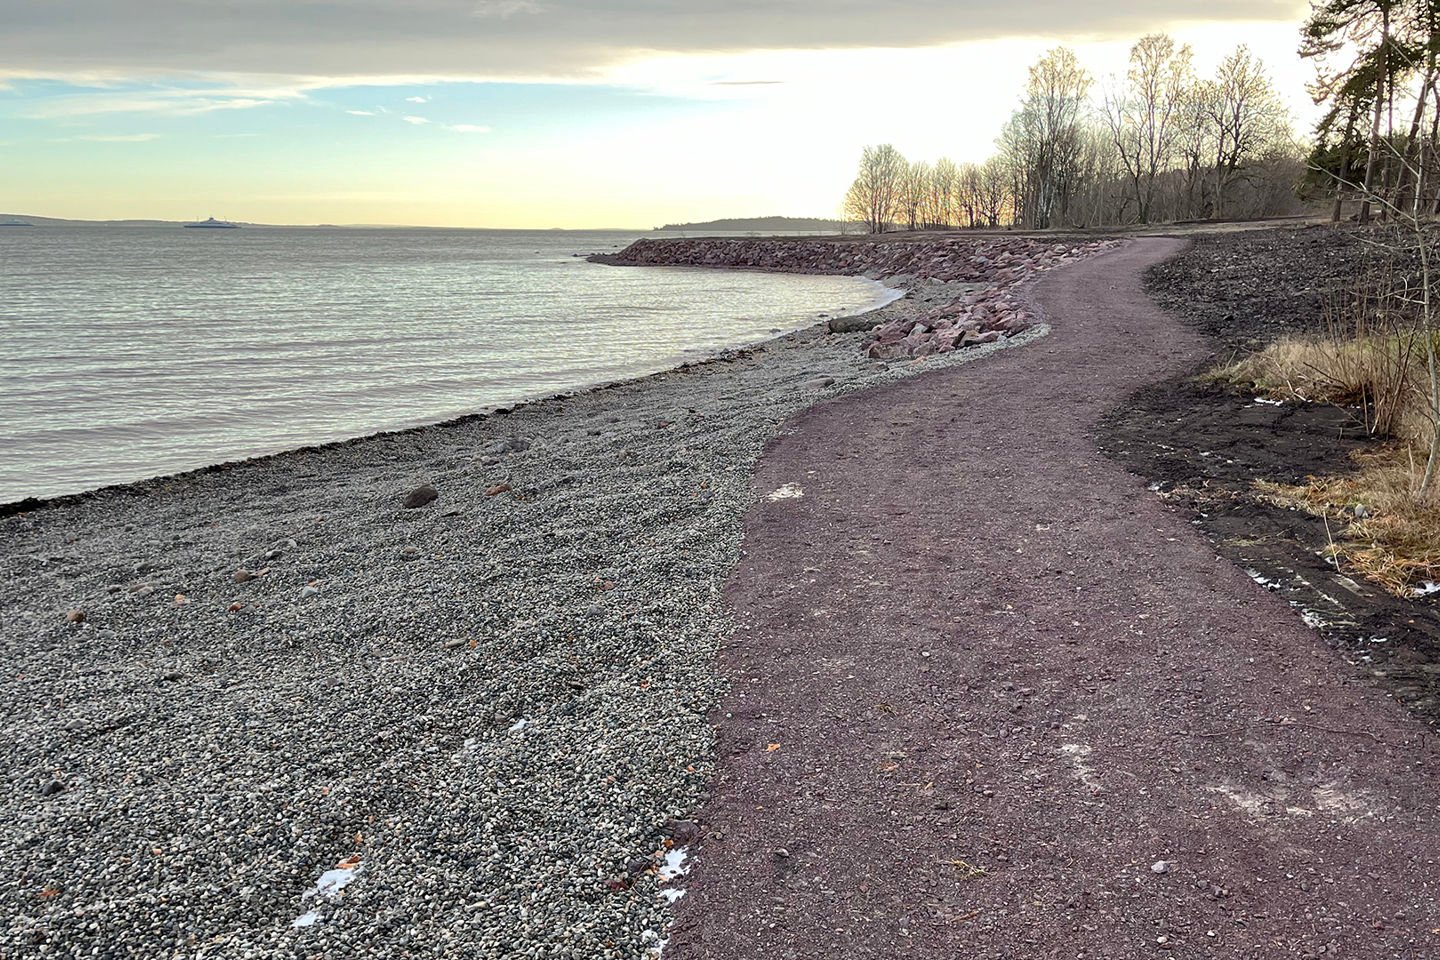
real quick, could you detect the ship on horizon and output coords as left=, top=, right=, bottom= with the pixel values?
left=184, top=217, right=240, bottom=229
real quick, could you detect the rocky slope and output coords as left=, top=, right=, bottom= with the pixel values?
left=599, top=235, right=1121, bottom=359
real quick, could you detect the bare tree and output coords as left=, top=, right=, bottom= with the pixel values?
left=927, top=157, right=959, bottom=228
left=843, top=144, right=907, bottom=233
left=999, top=47, right=1092, bottom=227
left=899, top=160, right=931, bottom=231
left=1205, top=46, right=1290, bottom=217
left=1104, top=34, right=1194, bottom=223
left=976, top=156, right=1011, bottom=227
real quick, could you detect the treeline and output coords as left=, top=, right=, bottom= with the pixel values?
left=844, top=35, right=1300, bottom=231
left=1302, top=0, right=1440, bottom=223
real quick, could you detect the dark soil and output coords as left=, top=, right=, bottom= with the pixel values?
left=1098, top=224, right=1440, bottom=728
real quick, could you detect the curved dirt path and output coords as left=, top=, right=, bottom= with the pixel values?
left=665, top=238, right=1440, bottom=959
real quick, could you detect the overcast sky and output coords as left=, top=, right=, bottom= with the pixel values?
left=1, top=1, right=1315, bottom=227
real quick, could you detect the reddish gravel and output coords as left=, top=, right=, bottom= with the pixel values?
left=664, top=238, right=1440, bottom=960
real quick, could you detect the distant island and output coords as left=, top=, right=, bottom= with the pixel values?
left=0, top=213, right=256, bottom=228
left=655, top=216, right=862, bottom=234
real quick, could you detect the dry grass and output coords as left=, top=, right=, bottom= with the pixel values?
left=1212, top=325, right=1440, bottom=596
left=1209, top=332, right=1438, bottom=444
left=1256, top=447, right=1440, bottom=596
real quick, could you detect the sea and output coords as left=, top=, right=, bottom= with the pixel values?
left=0, top=226, right=897, bottom=503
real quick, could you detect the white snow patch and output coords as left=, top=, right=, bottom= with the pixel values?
left=1061, top=743, right=1102, bottom=793
left=767, top=483, right=804, bottom=502
left=508, top=718, right=528, bottom=733
left=291, top=864, right=361, bottom=929
left=1244, top=568, right=1281, bottom=591
left=1252, top=397, right=1285, bottom=406
left=1301, top=609, right=1328, bottom=629
left=659, top=847, right=690, bottom=880
left=1413, top=581, right=1440, bottom=597
left=648, top=847, right=693, bottom=959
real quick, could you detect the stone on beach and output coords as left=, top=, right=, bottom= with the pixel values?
left=403, top=484, right=439, bottom=509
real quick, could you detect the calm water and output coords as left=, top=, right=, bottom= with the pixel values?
left=0, top=226, right=894, bottom=503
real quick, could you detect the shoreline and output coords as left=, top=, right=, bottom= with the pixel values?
left=1, top=236, right=1090, bottom=957
left=0, top=275, right=904, bottom=517
left=6, top=228, right=1119, bottom=514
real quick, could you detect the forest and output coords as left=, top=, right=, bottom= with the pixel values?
left=844, top=1, right=1440, bottom=231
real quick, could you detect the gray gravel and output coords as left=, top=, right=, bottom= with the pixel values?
left=0, top=280, right=1045, bottom=959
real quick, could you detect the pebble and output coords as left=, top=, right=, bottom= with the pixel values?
left=1152, top=860, right=1170, bottom=874
left=403, top=484, right=439, bottom=509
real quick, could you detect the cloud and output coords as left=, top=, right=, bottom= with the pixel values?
left=346, top=108, right=377, bottom=115
left=50, top=132, right=160, bottom=142
left=405, top=95, right=428, bottom=103
left=16, top=82, right=300, bottom=118
left=448, top=123, right=491, bottom=133
left=472, top=0, right=545, bottom=19
left=402, top=115, right=429, bottom=124
left=0, top=1, right=1309, bottom=82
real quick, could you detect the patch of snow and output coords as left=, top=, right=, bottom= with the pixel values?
left=1252, top=397, right=1285, bottom=406
left=1300, top=609, right=1328, bottom=629
left=1244, top=568, right=1281, bottom=591
left=1413, top=581, right=1440, bottom=597
left=659, top=847, right=690, bottom=880
left=1061, top=742, right=1102, bottom=793
left=767, top=483, right=804, bottom=502
left=508, top=718, right=528, bottom=733
left=291, top=864, right=362, bottom=929
left=660, top=888, right=686, bottom=904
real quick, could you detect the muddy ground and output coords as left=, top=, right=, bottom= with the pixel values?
left=1098, top=224, right=1440, bottom=728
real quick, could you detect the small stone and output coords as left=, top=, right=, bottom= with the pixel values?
left=444, top=638, right=466, bottom=649
left=233, top=569, right=258, bottom=583
left=158, top=671, right=183, bottom=683
left=403, top=485, right=439, bottom=509
left=65, top=609, right=85, bottom=624
left=399, top=546, right=421, bottom=561
left=40, top=780, right=65, bottom=798
left=1151, top=860, right=1169, bottom=874
left=664, top=820, right=702, bottom=846
left=300, top=584, right=320, bottom=599
left=485, top=483, right=512, bottom=497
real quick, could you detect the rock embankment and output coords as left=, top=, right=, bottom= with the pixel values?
left=600, top=236, right=1121, bottom=359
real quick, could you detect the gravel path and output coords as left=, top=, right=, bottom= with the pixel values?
left=0, top=277, right=1038, bottom=959
left=663, top=238, right=1440, bottom=959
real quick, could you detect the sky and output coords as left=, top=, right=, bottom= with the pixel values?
left=0, top=1, right=1318, bottom=229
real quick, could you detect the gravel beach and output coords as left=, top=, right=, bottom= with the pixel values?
left=1, top=257, right=1061, bottom=958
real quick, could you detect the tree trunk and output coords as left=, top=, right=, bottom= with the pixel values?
left=1359, top=20, right=1390, bottom=225
left=1395, top=67, right=1435, bottom=217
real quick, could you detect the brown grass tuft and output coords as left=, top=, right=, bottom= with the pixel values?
left=1256, top=447, right=1440, bottom=596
